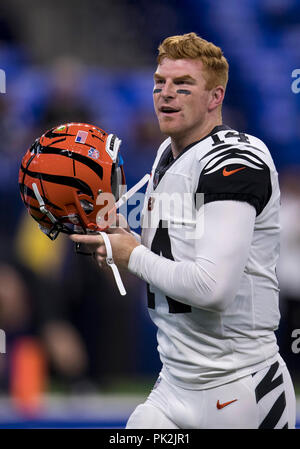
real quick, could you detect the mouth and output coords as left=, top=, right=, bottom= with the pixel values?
left=159, top=106, right=181, bottom=115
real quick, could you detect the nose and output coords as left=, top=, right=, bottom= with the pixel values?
left=161, top=81, right=176, bottom=100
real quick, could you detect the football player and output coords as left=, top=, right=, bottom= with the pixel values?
left=71, top=33, right=296, bottom=429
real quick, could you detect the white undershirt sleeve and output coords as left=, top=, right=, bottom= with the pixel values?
left=128, top=200, right=256, bottom=312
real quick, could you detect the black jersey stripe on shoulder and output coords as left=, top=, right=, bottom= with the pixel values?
left=200, top=143, right=265, bottom=162
left=196, top=154, right=272, bottom=216
left=202, top=146, right=267, bottom=168
left=200, top=144, right=234, bottom=161
left=202, top=152, right=267, bottom=175
left=243, top=144, right=266, bottom=153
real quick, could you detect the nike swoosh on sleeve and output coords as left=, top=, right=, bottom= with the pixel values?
left=222, top=166, right=246, bottom=176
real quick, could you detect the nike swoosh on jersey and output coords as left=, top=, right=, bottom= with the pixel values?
left=222, top=166, right=246, bottom=176
left=216, top=399, right=238, bottom=409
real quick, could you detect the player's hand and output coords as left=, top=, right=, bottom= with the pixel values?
left=70, top=225, right=140, bottom=270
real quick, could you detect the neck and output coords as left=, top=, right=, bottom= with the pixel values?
left=170, top=118, right=223, bottom=158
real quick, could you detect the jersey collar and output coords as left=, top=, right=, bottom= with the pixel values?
left=153, top=124, right=232, bottom=190
left=182, top=124, right=232, bottom=154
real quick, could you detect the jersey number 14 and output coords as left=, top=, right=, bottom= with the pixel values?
left=147, top=220, right=191, bottom=314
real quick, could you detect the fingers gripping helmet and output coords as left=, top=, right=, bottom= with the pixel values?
left=19, top=123, right=126, bottom=240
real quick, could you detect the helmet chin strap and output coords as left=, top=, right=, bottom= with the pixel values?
left=115, top=173, right=150, bottom=210
left=99, top=231, right=126, bottom=296
left=99, top=173, right=150, bottom=296
left=32, top=183, right=74, bottom=240
left=32, top=183, right=57, bottom=224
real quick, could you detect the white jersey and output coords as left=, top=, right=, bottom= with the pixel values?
left=129, top=124, right=281, bottom=389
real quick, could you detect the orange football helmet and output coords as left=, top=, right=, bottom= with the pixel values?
left=19, top=122, right=125, bottom=240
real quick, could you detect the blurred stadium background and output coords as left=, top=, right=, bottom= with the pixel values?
left=0, top=0, right=300, bottom=428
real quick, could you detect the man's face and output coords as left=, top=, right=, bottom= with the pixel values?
left=153, top=58, right=212, bottom=141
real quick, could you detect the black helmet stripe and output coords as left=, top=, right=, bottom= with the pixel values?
left=47, top=138, right=69, bottom=146
left=90, top=132, right=104, bottom=142
left=20, top=164, right=94, bottom=198
left=44, top=129, right=74, bottom=139
left=26, top=202, right=50, bottom=216
left=19, top=183, right=63, bottom=210
left=20, top=153, right=36, bottom=203
left=38, top=146, right=103, bottom=180
left=30, top=212, right=52, bottom=225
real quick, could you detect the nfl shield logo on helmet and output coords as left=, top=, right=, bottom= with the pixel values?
left=75, top=130, right=88, bottom=144
left=88, top=147, right=99, bottom=159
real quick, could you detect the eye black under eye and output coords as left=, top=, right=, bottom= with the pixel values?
left=177, top=89, right=191, bottom=95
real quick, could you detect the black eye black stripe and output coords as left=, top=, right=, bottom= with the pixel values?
left=19, top=183, right=63, bottom=210
left=37, top=146, right=103, bottom=180
left=177, top=89, right=191, bottom=95
left=20, top=164, right=94, bottom=198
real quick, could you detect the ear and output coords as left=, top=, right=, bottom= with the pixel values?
left=208, top=85, right=225, bottom=112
